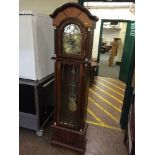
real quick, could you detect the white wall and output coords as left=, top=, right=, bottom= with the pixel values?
left=19, top=1, right=135, bottom=59
left=101, top=22, right=127, bottom=62
left=19, top=0, right=78, bottom=14
left=87, top=7, right=135, bottom=58
left=102, top=28, right=120, bottom=42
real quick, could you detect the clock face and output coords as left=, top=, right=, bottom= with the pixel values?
left=63, top=24, right=82, bottom=55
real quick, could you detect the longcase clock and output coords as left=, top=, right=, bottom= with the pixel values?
left=50, top=3, right=98, bottom=153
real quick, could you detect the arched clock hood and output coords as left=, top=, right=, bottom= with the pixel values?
left=49, top=3, right=98, bottom=28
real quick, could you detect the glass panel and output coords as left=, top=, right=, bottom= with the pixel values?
left=60, top=63, right=80, bottom=129
left=63, top=24, right=82, bottom=55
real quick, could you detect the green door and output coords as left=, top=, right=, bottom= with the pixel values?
left=119, top=21, right=135, bottom=83
left=119, top=21, right=135, bottom=129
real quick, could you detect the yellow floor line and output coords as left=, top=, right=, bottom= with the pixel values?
left=86, top=120, right=121, bottom=131
left=89, top=97, right=119, bottom=122
left=89, top=89, right=121, bottom=112
left=86, top=120, right=103, bottom=127
left=87, top=109, right=121, bottom=131
left=107, top=77, right=126, bottom=87
left=97, top=77, right=125, bottom=91
left=94, top=80, right=124, bottom=97
left=87, top=108, right=103, bottom=124
left=92, top=85, right=123, bottom=104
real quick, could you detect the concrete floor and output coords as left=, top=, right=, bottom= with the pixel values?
left=19, top=77, right=128, bottom=155
left=98, top=53, right=120, bottom=79
left=20, top=123, right=127, bottom=155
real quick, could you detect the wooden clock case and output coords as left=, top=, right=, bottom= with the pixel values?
left=49, top=3, right=98, bottom=153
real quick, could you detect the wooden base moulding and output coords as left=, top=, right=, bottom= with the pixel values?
left=51, top=124, right=88, bottom=154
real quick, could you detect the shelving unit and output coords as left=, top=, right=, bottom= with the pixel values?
left=19, top=74, right=55, bottom=136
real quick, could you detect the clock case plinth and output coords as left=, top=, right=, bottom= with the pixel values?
left=51, top=124, right=88, bottom=153
left=50, top=3, right=98, bottom=154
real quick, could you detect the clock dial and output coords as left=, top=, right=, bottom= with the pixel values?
left=63, top=24, right=81, bottom=55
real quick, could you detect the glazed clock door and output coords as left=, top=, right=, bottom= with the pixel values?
left=57, top=20, right=86, bottom=59
left=56, top=61, right=84, bottom=130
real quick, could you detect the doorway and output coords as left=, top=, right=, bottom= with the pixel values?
left=97, top=20, right=128, bottom=79
left=96, top=20, right=135, bottom=128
